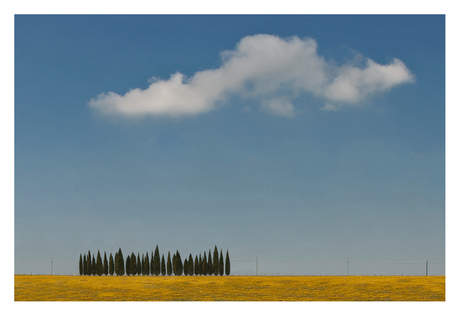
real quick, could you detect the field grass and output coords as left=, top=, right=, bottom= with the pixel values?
left=14, top=275, right=445, bottom=301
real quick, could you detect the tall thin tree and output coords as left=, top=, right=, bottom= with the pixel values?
left=83, top=254, right=87, bottom=275
left=103, top=252, right=108, bottom=276
left=167, top=252, right=172, bottom=276
left=151, top=251, right=154, bottom=275
left=130, top=253, right=136, bottom=276
left=184, top=259, right=188, bottom=276
left=188, top=254, right=194, bottom=276
left=208, top=250, right=213, bottom=275
left=202, top=252, right=208, bottom=276
left=87, top=250, right=92, bottom=276
left=161, top=254, right=166, bottom=276
left=153, top=245, right=161, bottom=276
left=219, top=250, right=224, bottom=276
left=126, top=256, right=131, bottom=276
left=145, top=252, right=150, bottom=275
left=225, top=250, right=230, bottom=276
left=213, top=246, right=219, bottom=276
left=79, top=254, right=83, bottom=276
left=92, top=255, right=96, bottom=276
left=141, top=253, right=145, bottom=275
left=96, top=250, right=103, bottom=276
left=109, top=253, right=114, bottom=276
left=137, top=253, right=141, bottom=275
left=175, top=250, right=183, bottom=276
left=115, top=248, right=124, bottom=276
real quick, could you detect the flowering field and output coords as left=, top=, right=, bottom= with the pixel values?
left=14, top=275, right=444, bottom=301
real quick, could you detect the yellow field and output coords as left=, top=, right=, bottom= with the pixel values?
left=14, top=275, right=445, bottom=301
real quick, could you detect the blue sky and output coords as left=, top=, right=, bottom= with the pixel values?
left=14, top=15, right=445, bottom=276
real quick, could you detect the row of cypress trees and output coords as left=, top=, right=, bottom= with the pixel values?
left=79, top=245, right=230, bottom=276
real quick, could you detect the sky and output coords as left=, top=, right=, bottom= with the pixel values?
left=14, top=14, right=446, bottom=277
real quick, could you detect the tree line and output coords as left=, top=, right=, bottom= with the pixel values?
left=79, top=245, right=230, bottom=276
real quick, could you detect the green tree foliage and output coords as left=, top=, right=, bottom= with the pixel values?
left=109, top=253, right=114, bottom=276
left=219, top=250, right=224, bottom=276
left=87, top=251, right=92, bottom=276
left=141, top=254, right=144, bottom=275
left=151, top=251, right=154, bottom=275
left=188, top=254, right=194, bottom=276
left=213, top=246, right=219, bottom=276
left=92, top=255, right=96, bottom=276
left=153, top=245, right=161, bottom=276
left=161, top=254, right=166, bottom=276
left=96, top=250, right=103, bottom=276
left=80, top=246, right=229, bottom=277
left=130, top=253, right=136, bottom=276
left=145, top=252, right=150, bottom=275
left=167, top=252, right=172, bottom=276
left=126, top=255, right=131, bottom=276
left=184, top=259, right=188, bottom=276
left=79, top=254, right=83, bottom=276
left=174, top=250, right=183, bottom=276
left=137, top=253, right=141, bottom=275
left=208, top=250, right=213, bottom=275
left=83, top=254, right=87, bottom=275
left=225, top=250, right=230, bottom=276
left=115, top=248, right=124, bottom=276
left=103, top=252, right=108, bottom=275
left=202, top=252, right=208, bottom=275
left=114, top=252, right=118, bottom=275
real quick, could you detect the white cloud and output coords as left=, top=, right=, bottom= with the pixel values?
left=88, top=34, right=414, bottom=118
left=324, top=58, right=415, bottom=103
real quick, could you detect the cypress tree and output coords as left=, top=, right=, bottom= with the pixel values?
left=195, top=255, right=199, bottom=276
left=83, top=254, right=87, bottom=275
left=109, top=253, right=114, bottom=276
left=188, top=254, right=194, bottom=276
left=208, top=250, right=213, bottom=275
left=96, top=250, right=103, bottom=276
left=126, top=256, right=131, bottom=276
left=114, top=252, right=119, bottom=275
left=219, top=250, right=224, bottom=276
left=143, top=252, right=148, bottom=275
left=213, top=246, right=219, bottom=276
left=92, top=255, right=96, bottom=276
left=87, top=251, right=92, bottom=276
left=167, top=252, right=172, bottom=276
left=175, top=251, right=183, bottom=276
left=103, top=252, right=108, bottom=275
left=184, top=259, right=188, bottom=276
left=130, top=253, right=136, bottom=276
left=141, top=254, right=144, bottom=275
left=137, top=253, right=141, bottom=275
left=202, top=252, right=208, bottom=275
left=151, top=251, right=154, bottom=275
left=79, top=254, right=83, bottom=276
left=161, top=254, right=166, bottom=276
left=115, top=248, right=124, bottom=276
left=172, top=254, right=176, bottom=275
left=120, top=249, right=125, bottom=275
left=198, top=254, right=202, bottom=275
left=225, top=250, right=230, bottom=276
left=153, top=245, right=160, bottom=276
